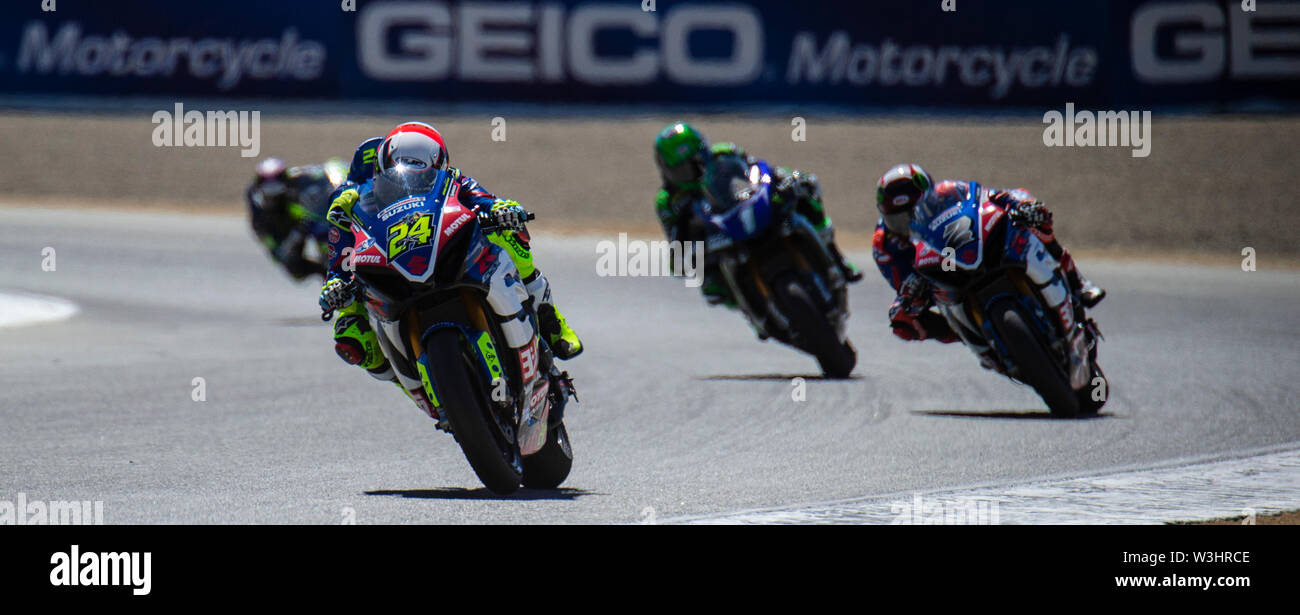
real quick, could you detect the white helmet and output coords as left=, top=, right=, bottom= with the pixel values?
left=376, top=122, right=448, bottom=173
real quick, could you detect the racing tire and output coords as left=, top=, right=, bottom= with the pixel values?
left=425, top=329, right=523, bottom=495
left=986, top=299, right=1080, bottom=418
left=774, top=274, right=856, bottom=379
left=1076, top=364, right=1107, bottom=416
left=521, top=422, right=573, bottom=489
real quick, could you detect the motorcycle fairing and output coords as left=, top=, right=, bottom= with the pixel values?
left=350, top=170, right=461, bottom=284
left=460, top=231, right=504, bottom=285
left=912, top=181, right=986, bottom=272
left=1001, top=216, right=1034, bottom=265
left=697, top=160, right=777, bottom=242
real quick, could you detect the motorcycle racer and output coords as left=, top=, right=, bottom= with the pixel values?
left=873, top=163, right=1105, bottom=364
left=317, top=122, right=583, bottom=414
left=245, top=157, right=347, bottom=280
left=653, top=122, right=862, bottom=306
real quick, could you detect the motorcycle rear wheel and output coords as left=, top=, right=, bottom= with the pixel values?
left=522, top=422, right=573, bottom=489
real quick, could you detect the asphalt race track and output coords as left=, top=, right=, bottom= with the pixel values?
left=2, top=206, right=1298, bottom=524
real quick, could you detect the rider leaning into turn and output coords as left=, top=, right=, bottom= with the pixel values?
left=872, top=163, right=1106, bottom=364
left=246, top=157, right=346, bottom=280
left=317, top=122, right=583, bottom=412
left=653, top=122, right=863, bottom=306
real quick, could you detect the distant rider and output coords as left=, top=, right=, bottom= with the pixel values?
left=245, top=157, right=346, bottom=280
left=317, top=122, right=583, bottom=415
left=653, top=122, right=862, bottom=306
left=872, top=163, right=1105, bottom=365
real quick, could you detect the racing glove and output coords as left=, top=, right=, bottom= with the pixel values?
left=890, top=300, right=960, bottom=343
left=774, top=170, right=819, bottom=208
left=887, top=274, right=959, bottom=343
left=889, top=301, right=925, bottom=341
left=791, top=170, right=822, bottom=203
left=319, top=276, right=357, bottom=313
left=888, top=274, right=932, bottom=340
left=479, top=201, right=532, bottom=232
left=1007, top=201, right=1053, bottom=230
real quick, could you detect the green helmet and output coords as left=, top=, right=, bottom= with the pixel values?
left=654, top=122, right=709, bottom=186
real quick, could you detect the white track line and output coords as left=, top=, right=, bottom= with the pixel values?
left=0, top=291, right=79, bottom=328
left=677, top=448, right=1300, bottom=524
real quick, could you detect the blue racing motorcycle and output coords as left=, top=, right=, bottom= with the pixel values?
left=695, top=155, right=856, bottom=377
left=909, top=181, right=1107, bottom=417
left=322, top=164, right=578, bottom=494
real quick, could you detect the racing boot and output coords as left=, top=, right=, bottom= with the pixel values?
left=517, top=260, right=582, bottom=360
left=535, top=296, right=583, bottom=360
left=1022, top=215, right=1105, bottom=309
left=1056, top=248, right=1106, bottom=308
left=1070, top=270, right=1105, bottom=308
left=521, top=268, right=582, bottom=360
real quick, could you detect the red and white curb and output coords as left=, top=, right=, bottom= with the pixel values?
left=674, top=447, right=1300, bottom=524
left=0, top=291, right=79, bottom=328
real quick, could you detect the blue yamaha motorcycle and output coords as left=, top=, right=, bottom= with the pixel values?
left=695, top=156, right=856, bottom=378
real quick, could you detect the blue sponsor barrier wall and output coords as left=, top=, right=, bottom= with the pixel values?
left=1, top=1, right=1295, bottom=109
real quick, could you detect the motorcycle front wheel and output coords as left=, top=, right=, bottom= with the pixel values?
left=773, top=273, right=856, bottom=379
left=986, top=299, right=1080, bottom=417
left=425, top=328, right=523, bottom=494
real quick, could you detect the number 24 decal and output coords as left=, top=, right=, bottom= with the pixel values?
left=388, top=214, right=432, bottom=257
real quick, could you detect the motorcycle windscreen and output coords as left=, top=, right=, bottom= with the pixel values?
left=911, top=181, right=984, bottom=270
left=700, top=159, right=775, bottom=240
